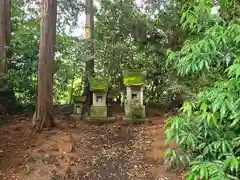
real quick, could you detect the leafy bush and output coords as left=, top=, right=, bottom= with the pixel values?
left=164, top=0, right=240, bottom=179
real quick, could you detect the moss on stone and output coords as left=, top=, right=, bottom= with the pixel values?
left=89, top=76, right=110, bottom=91
left=90, top=106, right=108, bottom=118
left=74, top=96, right=86, bottom=103
left=123, top=70, right=145, bottom=85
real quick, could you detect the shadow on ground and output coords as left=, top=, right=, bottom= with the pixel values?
left=0, top=111, right=182, bottom=180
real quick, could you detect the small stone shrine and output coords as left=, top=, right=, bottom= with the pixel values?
left=89, top=76, right=110, bottom=119
left=123, top=70, right=146, bottom=120
left=70, top=96, right=86, bottom=120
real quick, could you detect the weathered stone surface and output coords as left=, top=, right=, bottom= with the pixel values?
left=90, top=106, right=107, bottom=118
left=72, top=103, right=83, bottom=115
left=93, top=92, right=107, bottom=105
left=124, top=104, right=146, bottom=119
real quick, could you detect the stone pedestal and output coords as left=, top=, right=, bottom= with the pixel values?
left=90, top=105, right=107, bottom=119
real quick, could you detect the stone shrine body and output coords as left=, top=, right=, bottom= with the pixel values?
left=123, top=70, right=146, bottom=120
left=70, top=96, right=86, bottom=120
left=89, top=76, right=110, bottom=119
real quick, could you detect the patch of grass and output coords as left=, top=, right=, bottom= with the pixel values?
left=29, top=156, right=41, bottom=163
left=51, top=176, right=57, bottom=180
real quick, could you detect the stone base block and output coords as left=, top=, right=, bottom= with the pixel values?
left=70, top=114, right=82, bottom=121
left=90, top=105, right=107, bottom=118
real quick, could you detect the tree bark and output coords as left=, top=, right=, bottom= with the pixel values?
left=0, top=0, right=16, bottom=115
left=0, top=0, right=9, bottom=74
left=32, top=0, right=57, bottom=131
left=5, top=0, right=11, bottom=60
left=83, top=0, right=94, bottom=111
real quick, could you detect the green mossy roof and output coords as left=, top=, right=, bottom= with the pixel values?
left=89, top=76, right=110, bottom=91
left=74, top=96, right=86, bottom=102
left=123, top=70, right=145, bottom=86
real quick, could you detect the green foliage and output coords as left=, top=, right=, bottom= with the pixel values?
left=187, top=161, right=227, bottom=180
left=6, top=0, right=202, bottom=110
left=132, top=105, right=143, bottom=119
left=54, top=35, right=86, bottom=104
left=6, top=0, right=87, bottom=106
left=94, top=0, right=175, bottom=101
left=127, top=107, right=144, bottom=125
left=8, top=14, right=39, bottom=104
left=165, top=0, right=240, bottom=179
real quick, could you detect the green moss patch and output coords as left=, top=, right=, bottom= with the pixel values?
left=123, top=70, right=145, bottom=85
left=89, top=76, right=110, bottom=91
left=74, top=96, right=86, bottom=103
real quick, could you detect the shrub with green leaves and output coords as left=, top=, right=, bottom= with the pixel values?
left=164, top=0, right=240, bottom=179
left=132, top=105, right=143, bottom=119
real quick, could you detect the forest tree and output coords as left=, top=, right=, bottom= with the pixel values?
left=32, top=0, right=57, bottom=130
left=0, top=0, right=15, bottom=114
left=0, top=0, right=11, bottom=75
left=83, top=0, right=94, bottom=108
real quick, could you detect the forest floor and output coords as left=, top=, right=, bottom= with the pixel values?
left=0, top=105, right=184, bottom=180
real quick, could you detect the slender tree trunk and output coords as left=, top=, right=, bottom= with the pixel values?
left=32, top=0, right=57, bottom=131
left=5, top=0, right=11, bottom=60
left=83, top=0, right=94, bottom=111
left=0, top=0, right=11, bottom=73
left=0, top=0, right=8, bottom=74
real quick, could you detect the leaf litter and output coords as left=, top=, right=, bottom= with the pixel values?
left=0, top=110, right=184, bottom=180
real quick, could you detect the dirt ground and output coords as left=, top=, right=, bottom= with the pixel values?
left=0, top=107, right=184, bottom=180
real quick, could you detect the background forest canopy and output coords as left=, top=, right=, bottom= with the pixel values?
left=2, top=0, right=239, bottom=108
left=5, top=0, right=198, bottom=108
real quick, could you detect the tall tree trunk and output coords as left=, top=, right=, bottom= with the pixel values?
left=5, top=0, right=11, bottom=60
left=0, top=0, right=9, bottom=74
left=83, top=0, right=94, bottom=111
left=0, top=0, right=15, bottom=115
left=32, top=0, right=57, bottom=131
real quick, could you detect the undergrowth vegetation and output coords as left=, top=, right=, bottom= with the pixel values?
left=164, top=0, right=240, bottom=179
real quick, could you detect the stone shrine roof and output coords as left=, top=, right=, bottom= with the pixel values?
left=74, top=96, right=86, bottom=103
left=123, top=70, right=145, bottom=86
left=89, top=76, right=110, bottom=91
